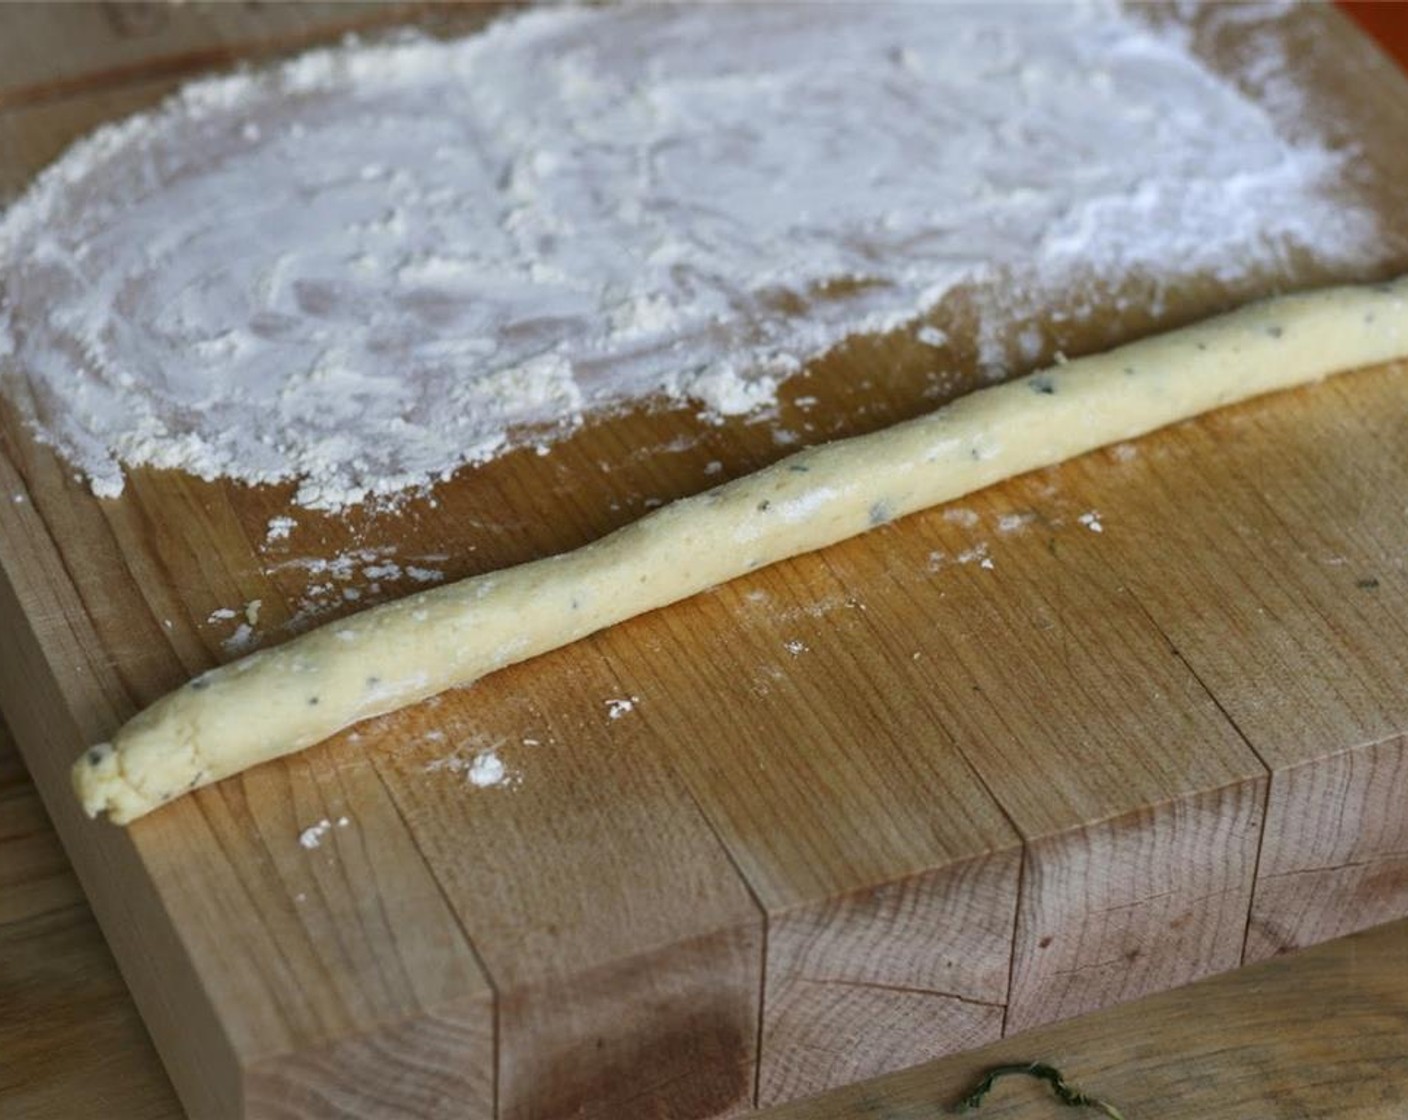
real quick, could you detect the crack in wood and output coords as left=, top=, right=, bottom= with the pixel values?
left=799, top=976, right=1005, bottom=1012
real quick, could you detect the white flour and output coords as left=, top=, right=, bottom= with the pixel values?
left=426, top=740, right=514, bottom=788
left=265, top=515, right=297, bottom=543
left=0, top=2, right=1375, bottom=509
left=466, top=751, right=507, bottom=788
left=604, top=696, right=637, bottom=720
left=297, top=814, right=351, bottom=849
left=298, top=819, right=332, bottom=849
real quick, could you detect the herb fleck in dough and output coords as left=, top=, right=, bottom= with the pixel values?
left=74, top=279, right=1408, bottom=823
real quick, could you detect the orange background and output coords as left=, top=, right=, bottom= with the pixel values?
left=1338, top=2, right=1408, bottom=69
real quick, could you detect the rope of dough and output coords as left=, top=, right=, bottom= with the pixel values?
left=74, top=278, right=1408, bottom=824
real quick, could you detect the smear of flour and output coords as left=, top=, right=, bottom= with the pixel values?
left=466, top=750, right=506, bottom=788
left=997, top=511, right=1038, bottom=534
left=298, top=818, right=332, bottom=849
left=222, top=623, right=256, bottom=655
left=272, top=544, right=446, bottom=621
left=298, top=814, right=351, bottom=849
left=265, top=515, right=297, bottom=543
left=426, top=741, right=514, bottom=788
left=0, top=2, right=1375, bottom=509
left=605, top=696, right=638, bottom=720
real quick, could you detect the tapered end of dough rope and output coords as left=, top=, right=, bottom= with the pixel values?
left=72, top=742, right=153, bottom=825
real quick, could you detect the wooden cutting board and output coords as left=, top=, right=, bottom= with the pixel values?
left=3, top=5, right=1408, bottom=1119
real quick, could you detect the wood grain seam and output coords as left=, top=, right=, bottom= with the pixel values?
left=120, top=472, right=322, bottom=683
left=0, top=776, right=36, bottom=807
left=239, top=986, right=494, bottom=1118
left=0, top=538, right=127, bottom=741
left=364, top=754, right=501, bottom=1116
left=98, top=492, right=229, bottom=685
left=588, top=630, right=781, bottom=1107
left=665, top=764, right=771, bottom=1109
left=1115, top=582, right=1276, bottom=969
left=0, top=894, right=99, bottom=936
left=751, top=916, right=1408, bottom=1120
left=807, top=547, right=1030, bottom=839
left=40, top=513, right=153, bottom=700
left=754, top=904, right=769, bottom=1109
left=191, top=791, right=360, bottom=1056
left=802, top=547, right=1031, bottom=1041
left=1259, top=850, right=1408, bottom=880
left=797, top=976, right=1006, bottom=1012
left=0, top=411, right=147, bottom=732
left=998, top=837, right=1026, bottom=1038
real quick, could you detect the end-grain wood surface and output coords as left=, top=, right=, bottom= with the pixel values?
left=3, top=3, right=1408, bottom=1118
left=6, top=718, right=1408, bottom=1119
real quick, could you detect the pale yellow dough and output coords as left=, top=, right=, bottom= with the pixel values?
left=74, top=278, right=1408, bottom=823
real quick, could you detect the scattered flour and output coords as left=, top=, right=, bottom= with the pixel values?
left=929, top=540, right=996, bottom=572
left=467, top=751, right=506, bottom=788
left=997, top=511, right=1038, bottom=534
left=275, top=544, right=446, bottom=619
left=605, top=696, right=638, bottom=720
left=957, top=543, right=991, bottom=566
left=298, top=819, right=332, bottom=849
left=0, top=3, right=1376, bottom=509
left=265, top=515, right=297, bottom=543
left=1079, top=511, right=1105, bottom=533
left=426, top=738, right=516, bottom=789
left=222, top=622, right=255, bottom=654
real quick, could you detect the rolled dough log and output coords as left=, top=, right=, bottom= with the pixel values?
left=74, top=278, right=1408, bottom=823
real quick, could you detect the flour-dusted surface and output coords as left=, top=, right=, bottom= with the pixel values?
left=0, top=2, right=1376, bottom=509
left=71, top=273, right=1408, bottom=824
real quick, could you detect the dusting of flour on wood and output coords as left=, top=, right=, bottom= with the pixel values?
left=0, top=2, right=1376, bottom=510
left=425, top=739, right=518, bottom=789
left=296, top=815, right=349, bottom=849
left=271, top=544, right=448, bottom=623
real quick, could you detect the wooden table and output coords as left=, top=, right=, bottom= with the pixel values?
left=4, top=4, right=1408, bottom=1119
left=5, top=713, right=1408, bottom=1119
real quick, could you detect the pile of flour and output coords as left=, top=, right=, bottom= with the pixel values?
left=0, top=2, right=1374, bottom=509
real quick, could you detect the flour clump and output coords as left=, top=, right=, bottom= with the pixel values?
left=0, top=3, right=1374, bottom=509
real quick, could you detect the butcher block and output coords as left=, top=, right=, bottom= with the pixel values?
left=3, top=4, right=1408, bottom=1118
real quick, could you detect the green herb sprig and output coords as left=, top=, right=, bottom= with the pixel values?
left=953, top=1062, right=1125, bottom=1118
